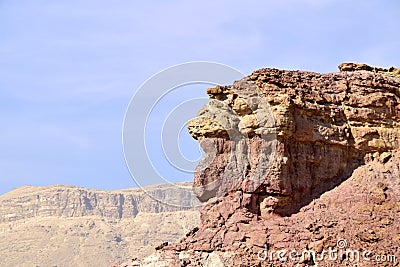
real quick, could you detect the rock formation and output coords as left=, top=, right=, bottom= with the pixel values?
left=120, top=63, right=399, bottom=266
left=0, top=183, right=200, bottom=267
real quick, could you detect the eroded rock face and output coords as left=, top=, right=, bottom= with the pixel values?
left=188, top=63, right=400, bottom=217
left=115, top=63, right=400, bottom=267
left=188, top=81, right=277, bottom=203
left=140, top=152, right=399, bottom=267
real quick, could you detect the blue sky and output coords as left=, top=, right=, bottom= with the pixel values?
left=0, top=0, right=399, bottom=194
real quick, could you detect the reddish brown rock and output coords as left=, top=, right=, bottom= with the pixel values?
left=115, top=63, right=400, bottom=267
left=188, top=63, right=399, bottom=219
left=149, top=152, right=399, bottom=266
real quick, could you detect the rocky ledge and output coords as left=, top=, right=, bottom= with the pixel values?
left=116, top=63, right=400, bottom=267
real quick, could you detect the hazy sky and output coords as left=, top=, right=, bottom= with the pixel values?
left=0, top=0, right=399, bottom=194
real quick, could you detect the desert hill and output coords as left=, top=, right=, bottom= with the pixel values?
left=0, top=183, right=200, bottom=267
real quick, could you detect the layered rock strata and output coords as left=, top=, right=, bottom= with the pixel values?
left=0, top=182, right=198, bottom=223
left=187, top=62, right=399, bottom=217
left=120, top=63, right=399, bottom=267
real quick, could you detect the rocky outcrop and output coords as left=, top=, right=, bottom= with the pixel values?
left=0, top=183, right=200, bottom=267
left=338, top=62, right=400, bottom=74
left=122, top=63, right=399, bottom=266
left=187, top=63, right=399, bottom=217
left=134, top=152, right=399, bottom=266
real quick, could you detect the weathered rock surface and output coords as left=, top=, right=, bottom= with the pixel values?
left=118, top=63, right=399, bottom=266
left=150, top=151, right=398, bottom=267
left=188, top=63, right=399, bottom=216
left=0, top=183, right=200, bottom=267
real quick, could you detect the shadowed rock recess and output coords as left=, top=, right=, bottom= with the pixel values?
left=116, top=63, right=399, bottom=267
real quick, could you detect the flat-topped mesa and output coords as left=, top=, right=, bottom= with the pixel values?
left=0, top=183, right=198, bottom=223
left=188, top=63, right=400, bottom=218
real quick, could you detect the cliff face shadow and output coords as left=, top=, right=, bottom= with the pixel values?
left=246, top=137, right=369, bottom=218
left=273, top=148, right=366, bottom=217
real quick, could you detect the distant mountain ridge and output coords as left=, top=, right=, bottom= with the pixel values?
left=0, top=182, right=200, bottom=267
left=0, top=182, right=198, bottom=223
